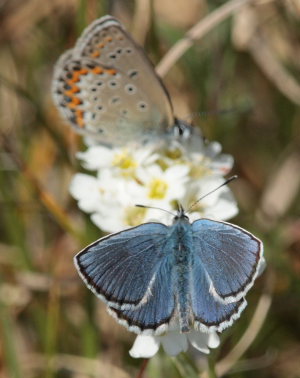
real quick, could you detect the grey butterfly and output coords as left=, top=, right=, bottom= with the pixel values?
left=52, top=15, right=195, bottom=145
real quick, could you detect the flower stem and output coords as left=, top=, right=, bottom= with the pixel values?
left=136, top=358, right=149, bottom=378
left=207, top=354, right=217, bottom=378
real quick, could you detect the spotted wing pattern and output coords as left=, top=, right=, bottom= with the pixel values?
left=52, top=16, right=174, bottom=144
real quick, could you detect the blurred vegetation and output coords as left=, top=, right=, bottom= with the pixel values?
left=0, top=0, right=300, bottom=377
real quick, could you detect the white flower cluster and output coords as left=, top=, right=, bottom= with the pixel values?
left=130, top=328, right=220, bottom=358
left=70, top=135, right=238, bottom=233
left=70, top=134, right=239, bottom=358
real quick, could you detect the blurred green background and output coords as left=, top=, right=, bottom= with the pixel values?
left=0, top=0, right=300, bottom=377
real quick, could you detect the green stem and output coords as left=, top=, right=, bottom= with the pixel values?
left=207, top=354, right=217, bottom=378
left=0, top=302, right=22, bottom=378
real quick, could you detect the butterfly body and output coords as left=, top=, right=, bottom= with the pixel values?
left=52, top=15, right=197, bottom=145
left=75, top=208, right=263, bottom=335
left=165, top=213, right=194, bottom=333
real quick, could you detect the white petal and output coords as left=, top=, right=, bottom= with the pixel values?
left=210, top=154, right=234, bottom=175
left=165, top=164, right=190, bottom=180
left=160, top=332, right=188, bottom=356
left=129, top=335, right=160, bottom=358
left=205, top=195, right=238, bottom=221
left=257, top=257, right=266, bottom=277
left=207, top=332, right=220, bottom=349
left=76, top=145, right=114, bottom=170
left=69, top=173, right=96, bottom=199
left=69, top=174, right=101, bottom=212
left=187, top=331, right=210, bottom=354
left=135, top=146, right=158, bottom=165
left=193, top=176, right=225, bottom=203
left=91, top=213, right=124, bottom=233
left=205, top=141, right=222, bottom=157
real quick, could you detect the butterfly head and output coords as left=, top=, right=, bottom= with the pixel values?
left=173, top=204, right=189, bottom=224
left=172, top=118, right=194, bottom=140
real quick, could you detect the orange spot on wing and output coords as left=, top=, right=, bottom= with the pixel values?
left=67, top=97, right=82, bottom=109
left=92, top=66, right=104, bottom=75
left=67, top=68, right=89, bottom=84
left=65, top=85, right=80, bottom=96
left=105, top=68, right=117, bottom=75
left=67, top=77, right=79, bottom=84
left=78, top=68, right=88, bottom=75
left=91, top=50, right=100, bottom=58
left=75, top=109, right=85, bottom=127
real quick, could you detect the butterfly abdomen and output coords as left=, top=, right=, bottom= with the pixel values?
left=172, top=222, right=194, bottom=333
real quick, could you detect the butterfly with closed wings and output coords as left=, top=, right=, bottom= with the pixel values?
left=52, top=15, right=194, bottom=146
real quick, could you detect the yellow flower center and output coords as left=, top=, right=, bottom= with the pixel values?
left=112, top=150, right=137, bottom=170
left=165, top=147, right=183, bottom=160
left=189, top=162, right=211, bottom=179
left=112, top=150, right=138, bottom=178
left=124, top=206, right=147, bottom=227
left=148, top=178, right=168, bottom=199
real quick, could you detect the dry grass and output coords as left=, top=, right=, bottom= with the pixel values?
left=0, top=1, right=300, bottom=377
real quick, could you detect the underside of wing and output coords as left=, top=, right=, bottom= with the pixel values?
left=73, top=16, right=174, bottom=130
left=74, top=223, right=169, bottom=309
left=192, top=219, right=263, bottom=303
left=52, top=56, right=173, bottom=144
left=52, top=15, right=175, bottom=144
left=53, top=57, right=121, bottom=139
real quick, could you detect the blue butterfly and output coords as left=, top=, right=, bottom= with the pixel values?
left=74, top=204, right=263, bottom=335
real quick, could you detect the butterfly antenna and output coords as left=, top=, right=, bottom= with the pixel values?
left=184, top=105, right=251, bottom=123
left=186, top=175, right=238, bottom=213
left=135, top=204, right=175, bottom=217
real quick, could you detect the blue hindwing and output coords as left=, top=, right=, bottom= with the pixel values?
left=109, top=257, right=175, bottom=334
left=191, top=257, right=246, bottom=332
